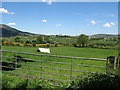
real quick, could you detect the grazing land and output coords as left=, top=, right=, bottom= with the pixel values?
left=2, top=46, right=118, bottom=87
left=2, top=45, right=118, bottom=58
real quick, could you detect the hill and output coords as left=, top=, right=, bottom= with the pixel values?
left=0, top=24, right=36, bottom=37
left=90, top=34, right=118, bottom=38
left=0, top=24, right=118, bottom=39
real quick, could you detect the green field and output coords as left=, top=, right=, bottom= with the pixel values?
left=2, top=45, right=118, bottom=58
left=2, top=46, right=118, bottom=87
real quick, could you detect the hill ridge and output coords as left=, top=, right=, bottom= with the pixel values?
left=0, top=24, right=36, bottom=37
left=0, top=24, right=118, bottom=38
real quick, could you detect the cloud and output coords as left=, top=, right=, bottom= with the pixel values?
left=0, top=8, right=14, bottom=14
left=42, top=0, right=56, bottom=5
left=91, top=20, right=96, bottom=25
left=110, top=22, right=115, bottom=26
left=102, top=22, right=115, bottom=28
left=41, top=20, right=48, bottom=22
left=0, top=8, right=9, bottom=14
left=7, top=23, right=16, bottom=26
left=10, top=12, right=15, bottom=14
left=56, top=24, right=61, bottom=27
left=102, top=23, right=111, bottom=28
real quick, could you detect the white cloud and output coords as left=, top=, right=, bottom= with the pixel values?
left=102, top=23, right=111, bottom=28
left=0, top=8, right=14, bottom=14
left=56, top=24, right=61, bottom=27
left=42, top=0, right=56, bottom=5
left=10, top=12, right=15, bottom=14
left=102, top=22, right=115, bottom=28
left=0, top=8, right=9, bottom=14
left=41, top=20, right=48, bottom=22
left=110, top=22, right=115, bottom=26
left=7, top=23, right=16, bottom=26
left=91, top=20, right=96, bottom=25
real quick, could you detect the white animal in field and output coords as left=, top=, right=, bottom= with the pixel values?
left=38, top=48, right=50, bottom=53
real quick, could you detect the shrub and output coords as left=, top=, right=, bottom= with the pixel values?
left=39, top=44, right=46, bottom=47
left=24, top=44, right=32, bottom=47
left=50, top=44, right=55, bottom=47
left=2, top=73, right=52, bottom=88
left=68, top=73, right=120, bottom=89
left=58, top=45, right=63, bottom=47
left=3, top=41, right=14, bottom=46
left=2, top=73, right=26, bottom=88
left=15, top=44, right=20, bottom=46
left=54, top=44, right=58, bottom=47
left=31, top=42, right=36, bottom=47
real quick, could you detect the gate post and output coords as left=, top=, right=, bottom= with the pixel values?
left=106, top=56, right=120, bottom=75
left=106, top=56, right=116, bottom=75
left=70, top=57, right=73, bottom=82
left=15, top=55, right=17, bottom=70
left=40, top=60, right=42, bottom=79
left=116, top=56, right=120, bottom=74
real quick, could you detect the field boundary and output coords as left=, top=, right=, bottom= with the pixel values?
left=1, top=50, right=107, bottom=87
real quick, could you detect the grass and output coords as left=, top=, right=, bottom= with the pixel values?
left=2, top=45, right=118, bottom=58
left=2, top=45, right=118, bottom=87
left=2, top=73, right=53, bottom=88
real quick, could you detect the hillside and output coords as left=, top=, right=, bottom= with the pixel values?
left=0, top=24, right=36, bottom=37
left=0, top=24, right=118, bottom=38
left=90, top=34, right=118, bottom=38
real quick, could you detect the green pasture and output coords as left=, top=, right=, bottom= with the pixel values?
left=2, top=46, right=118, bottom=87
left=2, top=45, right=118, bottom=58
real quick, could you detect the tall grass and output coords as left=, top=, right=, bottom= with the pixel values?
left=2, top=73, right=53, bottom=88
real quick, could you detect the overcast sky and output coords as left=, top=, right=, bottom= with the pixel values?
left=1, top=2, right=118, bottom=36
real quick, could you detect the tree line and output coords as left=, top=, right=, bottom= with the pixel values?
left=2, top=34, right=118, bottom=48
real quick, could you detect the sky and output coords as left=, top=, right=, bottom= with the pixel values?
left=1, top=2, right=118, bottom=36
left=1, top=0, right=120, bottom=2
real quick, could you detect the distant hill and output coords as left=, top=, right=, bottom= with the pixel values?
left=0, top=24, right=118, bottom=38
left=90, top=34, right=118, bottom=38
left=0, top=24, right=36, bottom=37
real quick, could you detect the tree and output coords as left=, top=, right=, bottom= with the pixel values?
left=31, top=42, right=36, bottom=47
left=25, top=40, right=31, bottom=44
left=14, top=36, right=21, bottom=42
left=77, top=34, right=89, bottom=47
left=44, top=36, right=50, bottom=43
left=37, top=35, right=44, bottom=44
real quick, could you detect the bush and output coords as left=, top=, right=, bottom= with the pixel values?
left=2, top=73, right=52, bottom=88
left=24, top=44, right=32, bottom=47
left=3, top=41, right=14, bottom=46
left=31, top=42, right=36, bottom=47
left=68, top=73, right=120, bottom=89
left=38, top=44, right=46, bottom=47
left=2, top=73, right=26, bottom=88
left=54, top=44, right=58, bottom=47
left=58, top=45, right=63, bottom=47
left=15, top=44, right=20, bottom=46
left=50, top=44, right=55, bottom=47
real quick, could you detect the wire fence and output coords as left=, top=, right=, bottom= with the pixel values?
left=1, top=50, right=107, bottom=87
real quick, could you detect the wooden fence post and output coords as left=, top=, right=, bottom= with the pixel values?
left=106, top=56, right=116, bottom=74
left=116, top=56, right=120, bottom=74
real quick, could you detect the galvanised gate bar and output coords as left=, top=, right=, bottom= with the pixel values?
left=1, top=50, right=109, bottom=87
